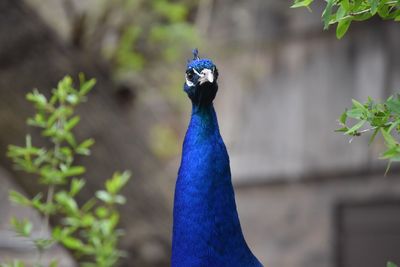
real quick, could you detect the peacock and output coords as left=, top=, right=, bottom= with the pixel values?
left=172, top=49, right=263, bottom=267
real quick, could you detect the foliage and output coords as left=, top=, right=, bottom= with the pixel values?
left=336, top=96, right=400, bottom=173
left=388, top=261, right=398, bottom=267
left=2, top=75, right=131, bottom=267
left=291, top=0, right=400, bottom=39
left=78, top=0, right=200, bottom=76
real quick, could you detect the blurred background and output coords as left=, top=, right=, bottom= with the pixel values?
left=0, top=0, right=400, bottom=266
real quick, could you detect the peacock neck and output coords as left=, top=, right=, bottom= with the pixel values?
left=178, top=102, right=223, bottom=186
left=172, top=101, right=262, bottom=267
left=189, top=103, right=219, bottom=134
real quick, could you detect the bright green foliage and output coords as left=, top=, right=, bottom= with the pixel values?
left=4, top=75, right=131, bottom=267
left=388, top=261, right=398, bottom=267
left=291, top=0, right=400, bottom=39
left=336, top=96, right=400, bottom=173
left=10, top=217, right=33, bottom=238
left=108, top=0, right=199, bottom=75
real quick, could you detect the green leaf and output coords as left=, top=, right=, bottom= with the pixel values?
left=291, top=0, right=313, bottom=8
left=336, top=18, right=351, bottom=39
left=386, top=96, right=400, bottom=115
left=27, top=113, right=47, bottom=128
left=55, top=191, right=78, bottom=213
left=78, top=138, right=95, bottom=149
left=10, top=217, right=33, bottom=237
left=95, top=207, right=109, bottom=218
left=81, top=214, right=95, bottom=227
left=65, top=116, right=80, bottom=131
left=336, top=5, right=347, bottom=21
left=60, top=147, right=72, bottom=158
left=387, top=261, right=398, bottom=267
left=26, top=89, right=47, bottom=108
left=66, top=94, right=79, bottom=105
left=352, top=99, right=368, bottom=113
left=70, top=178, right=86, bottom=196
left=109, top=212, right=120, bottom=229
left=96, top=190, right=113, bottom=204
left=56, top=76, right=73, bottom=103
left=388, top=120, right=400, bottom=133
left=114, top=195, right=126, bottom=205
left=345, top=120, right=365, bottom=135
left=341, top=0, right=350, bottom=11
left=39, top=167, right=64, bottom=185
left=79, top=76, right=96, bottom=96
left=76, top=138, right=95, bottom=156
left=369, top=0, right=379, bottom=15
left=339, top=110, right=348, bottom=125
left=61, top=236, right=84, bottom=250
left=381, top=128, right=397, bottom=146
left=377, top=2, right=390, bottom=18
left=105, top=171, right=131, bottom=194
left=64, top=132, right=77, bottom=147
left=322, top=0, right=335, bottom=29
left=335, top=127, right=349, bottom=133
left=9, top=191, right=31, bottom=206
left=381, top=146, right=400, bottom=159
left=63, top=166, right=85, bottom=178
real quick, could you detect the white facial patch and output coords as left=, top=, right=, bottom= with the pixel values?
left=199, top=69, right=214, bottom=84
left=191, top=68, right=214, bottom=85
left=185, top=68, right=214, bottom=86
left=185, top=77, right=194, bottom=87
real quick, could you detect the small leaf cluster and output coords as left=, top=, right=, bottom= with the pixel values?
left=3, top=75, right=131, bottom=267
left=52, top=171, right=131, bottom=267
left=336, top=95, right=400, bottom=172
left=291, top=0, right=400, bottom=39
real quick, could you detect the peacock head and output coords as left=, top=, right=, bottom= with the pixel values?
left=184, top=49, right=219, bottom=107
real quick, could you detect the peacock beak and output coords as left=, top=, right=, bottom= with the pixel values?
left=197, top=69, right=214, bottom=85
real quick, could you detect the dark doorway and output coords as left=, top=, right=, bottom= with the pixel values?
left=335, top=199, right=400, bottom=267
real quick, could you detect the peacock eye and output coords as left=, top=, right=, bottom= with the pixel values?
left=186, top=69, right=194, bottom=80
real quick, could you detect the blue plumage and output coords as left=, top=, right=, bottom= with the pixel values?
left=172, top=51, right=263, bottom=267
